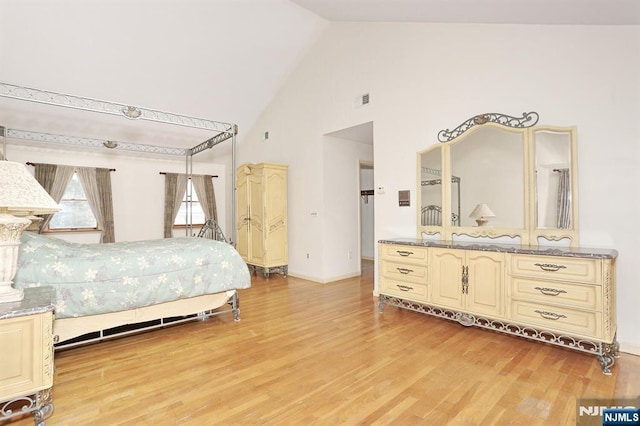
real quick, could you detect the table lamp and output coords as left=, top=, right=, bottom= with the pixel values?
left=469, top=203, right=496, bottom=227
left=0, top=161, right=60, bottom=302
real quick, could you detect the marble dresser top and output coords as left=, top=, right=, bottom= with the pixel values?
left=379, top=238, right=618, bottom=260
left=0, top=286, right=56, bottom=320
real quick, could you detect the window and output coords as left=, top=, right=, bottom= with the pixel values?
left=49, top=173, right=98, bottom=230
left=174, top=179, right=205, bottom=226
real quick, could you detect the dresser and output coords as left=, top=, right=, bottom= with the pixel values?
left=378, top=239, right=618, bottom=374
left=236, top=162, right=288, bottom=278
left=0, top=287, right=55, bottom=425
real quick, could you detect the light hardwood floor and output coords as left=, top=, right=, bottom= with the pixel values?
left=4, top=260, right=639, bottom=425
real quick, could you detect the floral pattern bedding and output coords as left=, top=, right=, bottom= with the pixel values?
left=14, top=232, right=251, bottom=319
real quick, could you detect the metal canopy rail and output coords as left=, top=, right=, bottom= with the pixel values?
left=0, top=81, right=237, bottom=156
left=0, top=81, right=234, bottom=133
left=4, top=128, right=189, bottom=156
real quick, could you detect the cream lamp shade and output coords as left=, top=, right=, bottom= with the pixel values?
left=469, top=203, right=496, bottom=227
left=0, top=160, right=60, bottom=303
left=0, top=161, right=61, bottom=215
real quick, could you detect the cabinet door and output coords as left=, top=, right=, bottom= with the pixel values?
left=466, top=251, right=504, bottom=318
left=264, top=168, right=287, bottom=265
left=248, top=172, right=265, bottom=264
left=0, top=312, right=53, bottom=400
left=431, top=248, right=465, bottom=309
left=236, top=172, right=249, bottom=261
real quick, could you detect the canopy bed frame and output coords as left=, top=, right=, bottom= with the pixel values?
left=0, top=81, right=247, bottom=350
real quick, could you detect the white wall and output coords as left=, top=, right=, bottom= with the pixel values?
left=239, top=23, right=640, bottom=352
left=5, top=145, right=226, bottom=244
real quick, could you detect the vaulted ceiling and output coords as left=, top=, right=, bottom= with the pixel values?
left=0, top=0, right=638, bottom=156
left=290, top=0, right=640, bottom=25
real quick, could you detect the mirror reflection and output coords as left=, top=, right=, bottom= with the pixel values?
left=419, top=146, right=444, bottom=226
left=450, top=126, right=524, bottom=229
left=418, top=112, right=578, bottom=247
left=534, top=130, right=572, bottom=229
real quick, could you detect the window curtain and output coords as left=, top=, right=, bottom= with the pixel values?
left=33, top=163, right=75, bottom=232
left=191, top=175, right=218, bottom=222
left=191, top=175, right=218, bottom=240
left=77, top=167, right=116, bottom=243
left=556, top=168, right=571, bottom=229
left=163, top=173, right=187, bottom=238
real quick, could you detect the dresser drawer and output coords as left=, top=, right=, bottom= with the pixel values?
left=380, top=260, right=428, bottom=285
left=380, top=277, right=428, bottom=301
left=509, top=300, right=601, bottom=339
left=380, top=244, right=428, bottom=263
left=509, top=278, right=601, bottom=310
left=509, top=254, right=600, bottom=285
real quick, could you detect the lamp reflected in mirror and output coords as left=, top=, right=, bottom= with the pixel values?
left=469, top=203, right=496, bottom=227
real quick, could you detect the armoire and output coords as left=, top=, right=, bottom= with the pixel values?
left=236, top=162, right=288, bottom=277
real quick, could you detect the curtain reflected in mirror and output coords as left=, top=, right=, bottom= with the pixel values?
left=556, top=168, right=571, bottom=228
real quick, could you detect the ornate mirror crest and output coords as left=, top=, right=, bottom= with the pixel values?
left=437, top=112, right=539, bottom=143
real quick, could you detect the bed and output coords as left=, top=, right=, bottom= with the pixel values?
left=1, top=81, right=248, bottom=349
left=13, top=231, right=251, bottom=348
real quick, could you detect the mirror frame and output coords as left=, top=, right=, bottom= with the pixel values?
left=417, top=112, right=579, bottom=247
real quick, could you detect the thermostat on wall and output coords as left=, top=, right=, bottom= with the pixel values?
left=399, top=190, right=410, bottom=207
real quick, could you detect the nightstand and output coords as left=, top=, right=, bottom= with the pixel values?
left=0, top=287, right=55, bottom=425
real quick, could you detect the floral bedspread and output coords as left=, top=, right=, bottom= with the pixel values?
left=14, top=232, right=251, bottom=319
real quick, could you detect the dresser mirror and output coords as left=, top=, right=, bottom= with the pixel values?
left=533, top=128, right=576, bottom=230
left=418, top=112, right=579, bottom=246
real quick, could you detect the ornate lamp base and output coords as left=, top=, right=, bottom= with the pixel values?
left=0, top=213, right=31, bottom=303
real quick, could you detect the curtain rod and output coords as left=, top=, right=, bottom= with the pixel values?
left=159, top=172, right=218, bottom=178
left=26, top=162, right=115, bottom=171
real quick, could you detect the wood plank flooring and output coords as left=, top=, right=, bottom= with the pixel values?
left=4, top=260, right=639, bottom=425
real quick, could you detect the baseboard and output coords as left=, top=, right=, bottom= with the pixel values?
left=287, top=271, right=361, bottom=284
left=619, top=341, right=640, bottom=356
left=286, top=271, right=322, bottom=283
left=322, top=271, right=361, bottom=283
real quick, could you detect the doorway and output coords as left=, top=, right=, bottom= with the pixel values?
left=324, top=122, right=374, bottom=276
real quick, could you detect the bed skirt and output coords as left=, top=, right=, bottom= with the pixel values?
left=54, top=290, right=236, bottom=348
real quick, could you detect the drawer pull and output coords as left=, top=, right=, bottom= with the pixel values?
left=534, top=263, right=567, bottom=272
left=534, top=286, right=567, bottom=296
left=396, top=250, right=414, bottom=257
left=396, top=284, right=414, bottom=292
left=396, top=267, right=413, bottom=274
left=534, top=310, right=567, bottom=320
